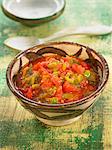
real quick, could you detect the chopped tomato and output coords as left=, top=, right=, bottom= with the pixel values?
left=80, top=80, right=88, bottom=88
left=41, top=61, right=49, bottom=67
left=63, top=81, right=79, bottom=93
left=80, top=61, right=90, bottom=70
left=32, top=57, right=45, bottom=64
left=25, top=87, right=33, bottom=99
left=72, top=64, right=85, bottom=74
left=40, top=66, right=50, bottom=75
left=15, top=54, right=98, bottom=104
left=57, top=63, right=63, bottom=72
left=19, top=88, right=28, bottom=94
left=41, top=81, right=53, bottom=89
left=87, top=84, right=96, bottom=91
left=51, top=76, right=62, bottom=86
left=55, top=86, right=63, bottom=101
left=62, top=57, right=69, bottom=62
left=33, top=63, right=41, bottom=71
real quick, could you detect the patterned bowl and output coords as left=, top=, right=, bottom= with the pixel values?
left=6, top=42, right=109, bottom=126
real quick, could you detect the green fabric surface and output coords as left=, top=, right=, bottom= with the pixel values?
left=0, top=0, right=112, bottom=149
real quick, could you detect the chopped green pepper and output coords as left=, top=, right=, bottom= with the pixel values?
left=48, top=62, right=59, bottom=69
left=32, top=84, right=39, bottom=89
left=84, top=70, right=91, bottom=78
left=77, top=74, right=83, bottom=83
left=47, top=86, right=57, bottom=96
left=53, top=71, right=59, bottom=76
left=24, top=72, right=40, bottom=85
left=62, top=63, right=67, bottom=71
left=69, top=58, right=80, bottom=65
left=49, top=97, right=58, bottom=104
left=62, top=93, right=74, bottom=99
left=65, top=72, right=83, bottom=85
left=65, top=72, right=75, bottom=84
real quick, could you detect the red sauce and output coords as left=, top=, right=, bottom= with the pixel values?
left=15, top=54, right=98, bottom=104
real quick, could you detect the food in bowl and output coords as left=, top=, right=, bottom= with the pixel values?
left=14, top=53, right=99, bottom=104
left=6, top=42, right=109, bottom=126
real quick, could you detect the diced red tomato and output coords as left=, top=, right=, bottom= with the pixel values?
left=25, top=87, right=33, bottom=99
left=80, top=61, right=90, bottom=70
left=72, top=64, right=85, bottom=74
left=40, top=66, right=50, bottom=75
left=55, top=86, right=63, bottom=101
left=87, top=85, right=96, bottom=91
left=80, top=80, right=88, bottom=88
left=63, top=81, right=79, bottom=93
left=32, top=57, right=45, bottom=64
left=21, top=81, right=26, bottom=87
left=62, top=57, right=69, bottom=62
left=40, top=61, right=49, bottom=67
left=63, top=91, right=83, bottom=103
left=41, top=81, right=53, bottom=89
left=19, top=88, right=28, bottom=94
left=51, top=76, right=62, bottom=86
left=33, top=63, right=41, bottom=71
left=57, top=63, right=63, bottom=72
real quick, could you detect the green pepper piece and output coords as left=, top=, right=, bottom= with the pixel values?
left=65, top=72, right=74, bottom=84
left=62, top=93, right=74, bottom=99
left=25, top=64, right=33, bottom=77
left=47, top=86, right=57, bottom=96
left=77, top=74, right=83, bottom=83
left=65, top=76, right=74, bottom=84
left=62, top=63, right=67, bottom=71
left=48, top=62, right=59, bottom=69
left=69, top=58, right=74, bottom=65
left=69, top=58, right=80, bottom=65
left=32, top=84, right=39, bottom=89
left=53, top=71, right=59, bottom=76
left=31, top=74, right=36, bottom=85
left=49, top=97, right=58, bottom=104
left=24, top=76, right=31, bottom=84
left=84, top=70, right=91, bottom=78
left=24, top=72, right=40, bottom=85
left=65, top=73, right=81, bottom=85
left=30, top=72, right=40, bottom=85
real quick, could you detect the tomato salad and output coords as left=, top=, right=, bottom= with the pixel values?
left=15, top=54, right=99, bottom=104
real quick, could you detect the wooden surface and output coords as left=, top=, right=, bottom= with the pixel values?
left=0, top=0, right=112, bottom=149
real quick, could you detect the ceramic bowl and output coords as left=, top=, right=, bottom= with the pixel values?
left=2, top=0, right=65, bottom=26
left=6, top=42, right=109, bottom=126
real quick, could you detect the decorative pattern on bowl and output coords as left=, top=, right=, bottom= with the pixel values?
left=6, top=42, right=109, bottom=126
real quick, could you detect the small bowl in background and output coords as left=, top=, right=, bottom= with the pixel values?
left=6, top=42, right=109, bottom=126
left=2, top=0, right=65, bottom=26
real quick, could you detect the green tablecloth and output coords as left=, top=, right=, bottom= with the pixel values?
left=0, top=0, right=112, bottom=149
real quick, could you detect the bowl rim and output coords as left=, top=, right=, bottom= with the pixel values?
left=6, top=41, right=109, bottom=108
left=2, top=0, right=66, bottom=21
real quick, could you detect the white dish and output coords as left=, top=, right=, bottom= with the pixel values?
left=2, top=0, right=65, bottom=26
